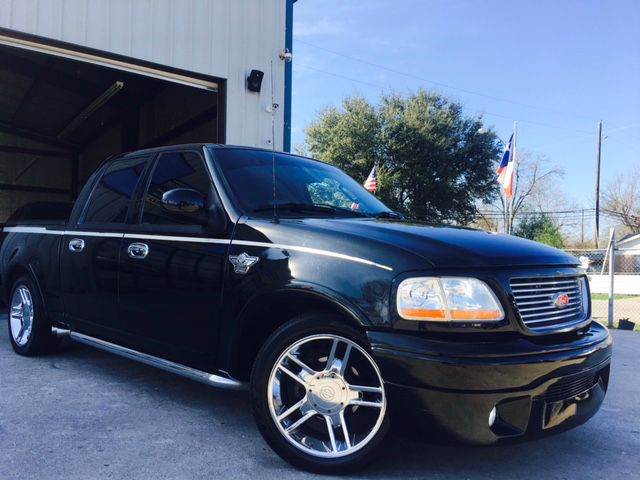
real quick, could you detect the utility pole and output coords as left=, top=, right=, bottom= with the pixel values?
left=581, top=208, right=585, bottom=245
left=594, top=120, right=603, bottom=248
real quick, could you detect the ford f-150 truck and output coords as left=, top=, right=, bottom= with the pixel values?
left=1, top=144, right=612, bottom=474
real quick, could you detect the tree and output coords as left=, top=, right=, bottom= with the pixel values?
left=478, top=151, right=565, bottom=233
left=603, top=170, right=640, bottom=234
left=514, top=214, right=565, bottom=248
left=305, top=91, right=502, bottom=224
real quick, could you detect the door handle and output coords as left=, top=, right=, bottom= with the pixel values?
left=68, top=238, right=85, bottom=252
left=127, top=242, right=149, bottom=259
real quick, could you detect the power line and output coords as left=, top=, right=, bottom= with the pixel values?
left=296, top=63, right=591, bottom=134
left=297, top=63, right=389, bottom=91
left=295, top=38, right=601, bottom=124
left=528, top=121, right=640, bottom=152
left=478, top=208, right=596, bottom=215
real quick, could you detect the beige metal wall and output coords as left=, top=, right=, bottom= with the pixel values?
left=0, top=0, right=287, bottom=149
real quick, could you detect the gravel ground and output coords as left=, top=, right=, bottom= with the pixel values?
left=592, top=298, right=640, bottom=329
left=0, top=317, right=638, bottom=480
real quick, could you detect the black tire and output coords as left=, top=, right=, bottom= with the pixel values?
left=250, top=313, right=389, bottom=474
left=7, top=275, right=59, bottom=356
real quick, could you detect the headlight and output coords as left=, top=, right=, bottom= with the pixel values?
left=396, top=277, right=504, bottom=322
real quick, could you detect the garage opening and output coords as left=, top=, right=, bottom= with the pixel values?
left=0, top=40, right=224, bottom=225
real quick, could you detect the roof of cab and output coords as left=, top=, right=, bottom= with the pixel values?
left=108, top=143, right=325, bottom=168
left=118, top=143, right=295, bottom=158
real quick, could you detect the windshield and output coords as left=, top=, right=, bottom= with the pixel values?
left=212, top=148, right=394, bottom=218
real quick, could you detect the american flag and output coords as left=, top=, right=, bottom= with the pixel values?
left=363, top=165, right=378, bottom=193
left=496, top=134, right=515, bottom=199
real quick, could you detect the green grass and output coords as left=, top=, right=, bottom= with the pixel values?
left=591, top=294, right=640, bottom=301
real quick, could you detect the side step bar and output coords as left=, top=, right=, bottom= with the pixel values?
left=52, top=328, right=245, bottom=390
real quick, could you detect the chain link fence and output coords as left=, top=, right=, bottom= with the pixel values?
left=566, top=231, right=640, bottom=331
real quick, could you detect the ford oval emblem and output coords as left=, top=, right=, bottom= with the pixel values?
left=553, top=293, right=570, bottom=309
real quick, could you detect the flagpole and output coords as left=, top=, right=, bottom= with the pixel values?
left=508, top=121, right=518, bottom=234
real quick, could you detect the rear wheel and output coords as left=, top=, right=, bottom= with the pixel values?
left=8, top=276, right=58, bottom=356
left=251, top=314, right=389, bottom=474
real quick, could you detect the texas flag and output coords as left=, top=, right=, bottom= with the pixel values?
left=496, top=134, right=515, bottom=199
left=363, top=165, right=378, bottom=193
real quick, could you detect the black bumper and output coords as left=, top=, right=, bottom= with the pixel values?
left=367, top=322, right=612, bottom=444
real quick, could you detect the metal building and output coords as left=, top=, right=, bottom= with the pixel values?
left=0, top=0, right=295, bottom=222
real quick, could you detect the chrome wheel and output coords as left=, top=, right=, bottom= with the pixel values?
left=267, top=334, right=386, bottom=458
left=10, top=285, right=34, bottom=347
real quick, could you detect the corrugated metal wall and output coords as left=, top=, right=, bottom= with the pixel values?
left=0, top=0, right=286, bottom=149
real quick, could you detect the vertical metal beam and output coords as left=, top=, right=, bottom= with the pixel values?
left=217, top=81, right=227, bottom=144
left=283, top=0, right=295, bottom=152
left=608, top=228, right=615, bottom=328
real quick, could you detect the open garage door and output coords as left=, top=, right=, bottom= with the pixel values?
left=0, top=36, right=224, bottom=225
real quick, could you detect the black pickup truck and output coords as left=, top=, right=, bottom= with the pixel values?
left=1, top=144, right=612, bottom=473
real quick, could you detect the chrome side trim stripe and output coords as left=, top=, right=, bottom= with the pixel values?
left=3, top=226, right=64, bottom=235
left=70, top=230, right=124, bottom=238
left=232, top=240, right=394, bottom=271
left=4, top=226, right=393, bottom=271
left=123, top=232, right=227, bottom=244
left=69, top=331, right=246, bottom=390
left=122, top=234, right=392, bottom=270
left=3, top=227, right=122, bottom=238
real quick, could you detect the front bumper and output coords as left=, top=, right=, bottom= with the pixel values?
left=368, top=322, right=612, bottom=444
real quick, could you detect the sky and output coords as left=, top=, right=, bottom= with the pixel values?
left=291, top=0, right=640, bottom=214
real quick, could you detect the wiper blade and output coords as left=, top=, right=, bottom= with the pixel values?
left=252, top=202, right=336, bottom=214
left=373, top=211, right=403, bottom=219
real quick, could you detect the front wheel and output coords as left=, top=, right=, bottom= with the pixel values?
left=251, top=314, right=389, bottom=474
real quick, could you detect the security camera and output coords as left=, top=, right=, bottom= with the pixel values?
left=279, top=48, right=293, bottom=63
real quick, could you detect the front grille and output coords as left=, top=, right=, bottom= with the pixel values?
left=543, top=372, right=599, bottom=402
left=510, top=276, right=586, bottom=332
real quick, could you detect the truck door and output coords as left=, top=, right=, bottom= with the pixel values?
left=117, top=149, right=230, bottom=371
left=60, top=154, right=153, bottom=342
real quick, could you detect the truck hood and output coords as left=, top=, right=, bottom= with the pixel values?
left=298, top=217, right=578, bottom=269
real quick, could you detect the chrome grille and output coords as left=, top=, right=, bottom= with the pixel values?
left=510, top=276, right=586, bottom=332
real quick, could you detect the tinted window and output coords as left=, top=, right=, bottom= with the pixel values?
left=141, top=151, right=210, bottom=225
left=213, top=148, right=393, bottom=217
left=82, top=156, right=149, bottom=224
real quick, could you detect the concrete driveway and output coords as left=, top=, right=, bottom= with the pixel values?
left=0, top=318, right=638, bottom=480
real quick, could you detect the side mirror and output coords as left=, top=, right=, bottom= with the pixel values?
left=161, top=188, right=206, bottom=214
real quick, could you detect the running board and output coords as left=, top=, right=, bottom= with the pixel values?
left=62, top=330, right=246, bottom=391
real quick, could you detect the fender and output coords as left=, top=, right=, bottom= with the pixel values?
left=239, top=280, right=372, bottom=328
left=221, top=280, right=374, bottom=378
left=3, top=262, right=45, bottom=313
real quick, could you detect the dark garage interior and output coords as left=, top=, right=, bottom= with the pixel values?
left=0, top=42, right=223, bottom=224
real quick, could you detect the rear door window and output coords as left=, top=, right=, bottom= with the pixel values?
left=81, top=155, right=151, bottom=225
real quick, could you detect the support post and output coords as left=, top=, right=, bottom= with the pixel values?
left=608, top=227, right=615, bottom=328
left=594, top=121, right=603, bottom=248
left=508, top=121, right=518, bottom=235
